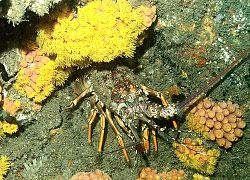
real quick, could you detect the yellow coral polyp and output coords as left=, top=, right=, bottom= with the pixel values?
left=0, top=155, right=10, bottom=180
left=193, top=173, right=210, bottom=180
left=186, top=113, right=205, bottom=133
left=37, top=0, right=145, bottom=67
left=173, top=138, right=220, bottom=175
left=0, top=130, right=4, bottom=141
left=207, top=149, right=220, bottom=157
left=14, top=50, right=71, bottom=102
left=1, top=121, right=18, bottom=135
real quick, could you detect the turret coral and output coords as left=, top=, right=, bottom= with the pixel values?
left=70, top=169, right=111, bottom=180
left=137, top=167, right=160, bottom=180
left=159, top=169, right=185, bottom=180
left=173, top=138, right=220, bottom=175
left=36, top=0, right=156, bottom=68
left=14, top=49, right=71, bottom=102
left=187, top=98, right=246, bottom=148
left=137, top=167, right=185, bottom=180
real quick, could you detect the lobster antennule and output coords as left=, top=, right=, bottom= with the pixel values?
left=176, top=49, right=250, bottom=113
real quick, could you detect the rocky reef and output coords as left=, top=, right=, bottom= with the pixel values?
left=0, top=0, right=249, bottom=179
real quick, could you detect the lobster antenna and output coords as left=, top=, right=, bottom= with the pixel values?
left=176, top=48, right=250, bottom=113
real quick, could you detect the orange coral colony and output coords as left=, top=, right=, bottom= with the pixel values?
left=137, top=167, right=185, bottom=180
left=187, top=98, right=246, bottom=148
left=14, top=48, right=70, bottom=102
left=14, top=49, right=51, bottom=100
left=3, top=98, right=21, bottom=116
left=70, top=169, right=111, bottom=180
left=138, top=5, right=157, bottom=28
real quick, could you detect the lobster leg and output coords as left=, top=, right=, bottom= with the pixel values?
left=151, top=129, right=158, bottom=153
left=114, top=115, right=135, bottom=141
left=69, top=87, right=91, bottom=108
left=87, top=109, right=97, bottom=144
left=92, top=99, right=107, bottom=154
left=98, top=114, right=106, bottom=153
left=140, top=85, right=169, bottom=106
left=142, top=125, right=150, bottom=153
left=172, top=119, right=178, bottom=129
left=141, top=121, right=158, bottom=153
left=106, top=109, right=130, bottom=163
left=141, top=84, right=178, bottom=128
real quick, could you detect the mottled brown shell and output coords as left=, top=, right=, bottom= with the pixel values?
left=111, top=79, right=139, bottom=103
left=86, top=66, right=140, bottom=106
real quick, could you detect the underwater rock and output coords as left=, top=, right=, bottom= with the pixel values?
left=0, top=0, right=63, bottom=25
left=0, top=48, right=21, bottom=82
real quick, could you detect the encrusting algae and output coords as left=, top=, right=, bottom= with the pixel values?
left=187, top=98, right=246, bottom=148
left=173, top=138, right=220, bottom=175
left=36, top=0, right=156, bottom=67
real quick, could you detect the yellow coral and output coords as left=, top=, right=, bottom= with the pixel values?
left=193, top=173, right=210, bottom=180
left=186, top=113, right=205, bottom=133
left=0, top=155, right=10, bottom=180
left=207, top=149, right=220, bottom=157
left=37, top=0, right=145, bottom=68
left=173, top=138, right=220, bottom=175
left=14, top=50, right=71, bottom=102
left=1, top=121, right=18, bottom=135
left=33, top=61, right=71, bottom=102
left=0, top=130, right=3, bottom=141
